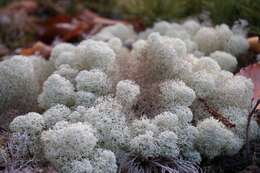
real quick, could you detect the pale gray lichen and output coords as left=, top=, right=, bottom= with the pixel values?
left=6, top=20, right=256, bottom=172
left=38, top=74, right=75, bottom=109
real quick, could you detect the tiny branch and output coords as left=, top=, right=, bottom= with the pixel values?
left=0, top=126, right=7, bottom=133
left=199, top=98, right=236, bottom=128
left=246, top=99, right=260, bottom=157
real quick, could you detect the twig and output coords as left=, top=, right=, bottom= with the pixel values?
left=0, top=126, right=7, bottom=133
left=199, top=98, right=236, bottom=128
left=246, top=99, right=260, bottom=157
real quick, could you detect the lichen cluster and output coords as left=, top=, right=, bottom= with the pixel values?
left=1, top=20, right=259, bottom=172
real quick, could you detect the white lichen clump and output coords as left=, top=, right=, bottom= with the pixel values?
left=9, top=112, right=45, bottom=155
left=38, top=74, right=75, bottom=109
left=0, top=55, right=52, bottom=114
left=210, top=51, right=238, bottom=72
left=196, top=118, right=242, bottom=159
left=116, top=80, right=140, bottom=108
left=5, top=19, right=259, bottom=173
left=10, top=112, right=44, bottom=135
left=75, top=69, right=111, bottom=95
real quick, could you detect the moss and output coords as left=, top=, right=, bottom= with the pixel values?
left=87, top=0, right=260, bottom=35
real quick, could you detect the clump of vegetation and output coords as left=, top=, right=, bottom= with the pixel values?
left=116, top=0, right=202, bottom=26
left=87, top=0, right=260, bottom=35
left=0, top=18, right=259, bottom=172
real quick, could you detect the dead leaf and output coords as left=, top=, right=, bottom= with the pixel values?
left=248, top=37, right=260, bottom=53
left=238, top=64, right=260, bottom=101
left=238, top=63, right=260, bottom=115
left=38, top=15, right=92, bottom=43
left=38, top=9, right=126, bottom=43
left=13, top=8, right=139, bottom=58
left=19, top=41, right=52, bottom=58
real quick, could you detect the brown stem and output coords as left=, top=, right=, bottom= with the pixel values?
left=199, top=98, right=236, bottom=128
left=246, top=99, right=260, bottom=157
left=0, top=126, right=7, bottom=133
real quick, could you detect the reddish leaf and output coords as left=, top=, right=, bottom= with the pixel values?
left=19, top=41, right=52, bottom=58
left=238, top=63, right=260, bottom=119
left=40, top=15, right=72, bottom=27
left=38, top=15, right=73, bottom=43
left=238, top=64, right=260, bottom=101
left=57, top=20, right=92, bottom=41
left=38, top=9, right=126, bottom=43
left=39, top=16, right=93, bottom=42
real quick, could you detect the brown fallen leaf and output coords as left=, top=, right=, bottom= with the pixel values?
left=16, top=8, right=142, bottom=58
left=38, top=15, right=93, bottom=43
left=38, top=9, right=126, bottom=43
left=37, top=15, right=74, bottom=43
left=248, top=37, right=260, bottom=53
left=19, top=41, right=52, bottom=58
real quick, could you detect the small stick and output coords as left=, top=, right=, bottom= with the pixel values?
left=199, top=98, right=236, bottom=128
left=246, top=99, right=260, bottom=157
left=0, top=126, right=7, bottom=133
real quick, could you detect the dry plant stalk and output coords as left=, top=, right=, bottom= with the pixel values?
left=199, top=98, right=236, bottom=128
left=245, top=99, right=260, bottom=156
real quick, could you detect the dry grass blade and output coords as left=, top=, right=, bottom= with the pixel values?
left=118, top=154, right=203, bottom=173
left=1, top=132, right=36, bottom=172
